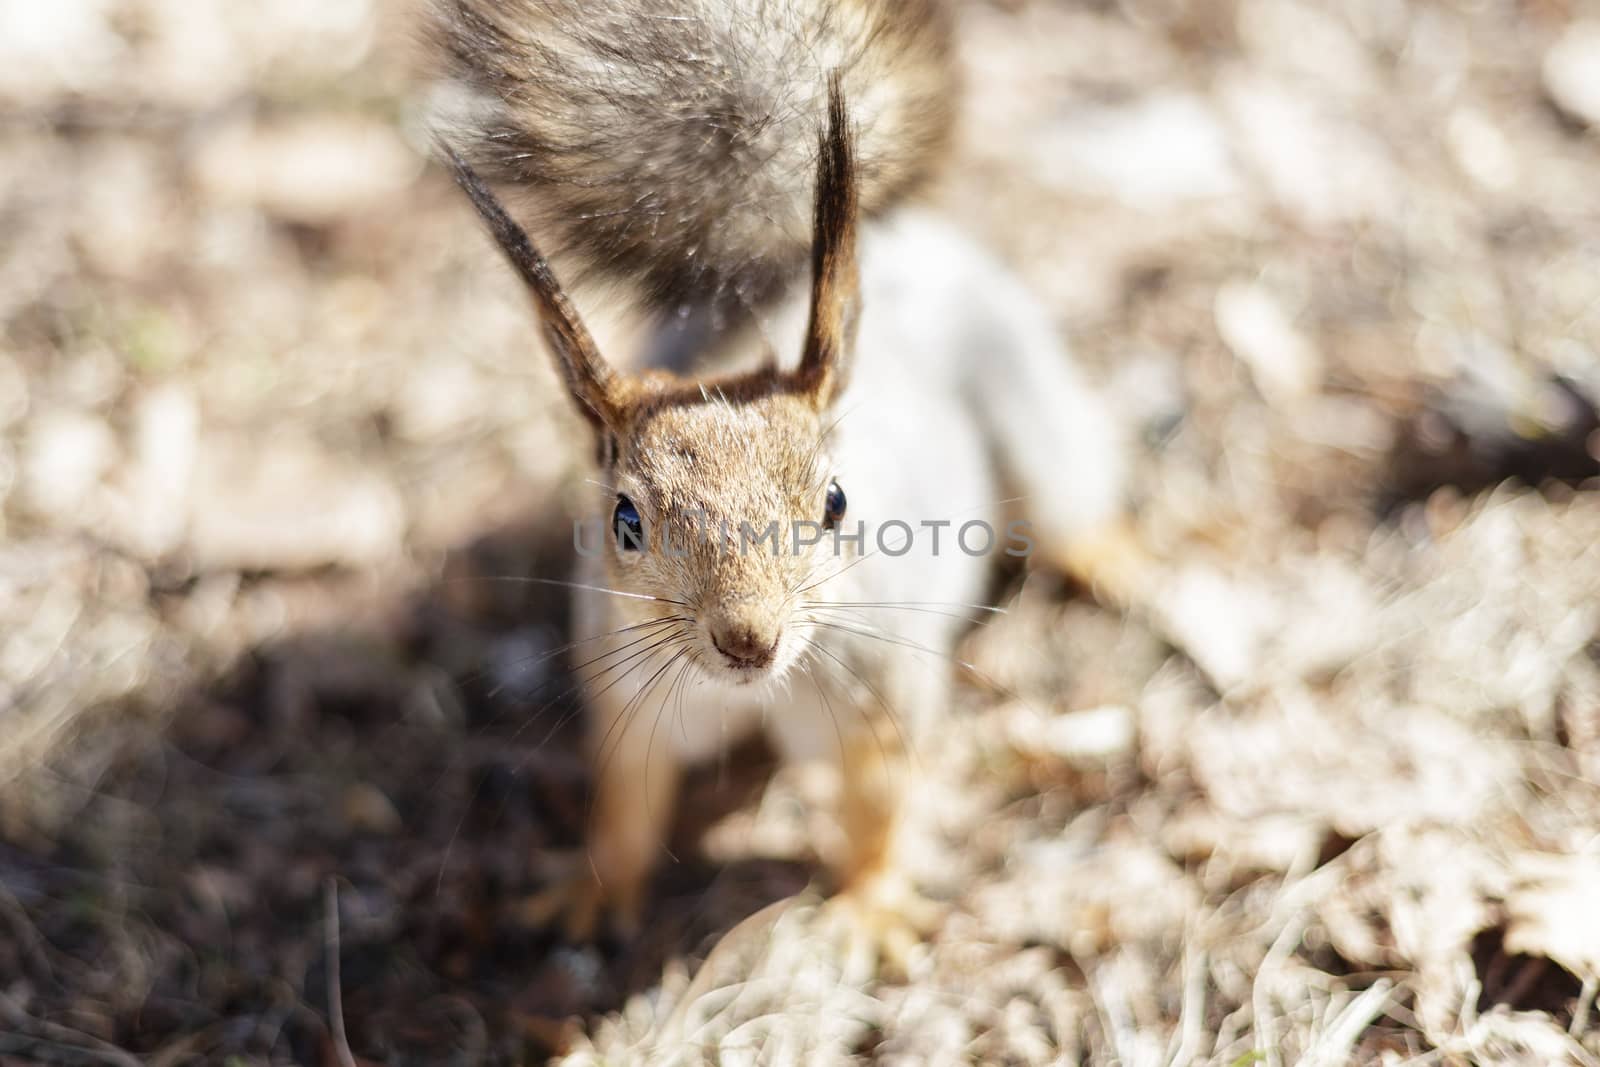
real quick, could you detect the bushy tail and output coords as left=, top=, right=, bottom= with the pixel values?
left=432, top=0, right=956, bottom=314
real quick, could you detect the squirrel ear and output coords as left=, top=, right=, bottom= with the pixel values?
left=792, top=75, right=860, bottom=410
left=442, top=144, right=625, bottom=432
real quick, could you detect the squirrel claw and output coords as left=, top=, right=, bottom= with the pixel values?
left=823, top=872, right=944, bottom=981
left=516, top=857, right=644, bottom=943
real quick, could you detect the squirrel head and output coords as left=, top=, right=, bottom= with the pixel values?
left=597, top=389, right=847, bottom=684
left=447, top=79, right=860, bottom=685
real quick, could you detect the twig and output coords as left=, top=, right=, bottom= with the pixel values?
left=1572, top=976, right=1597, bottom=1039
left=1252, top=908, right=1311, bottom=1067
left=0, top=879, right=59, bottom=985
left=1168, top=944, right=1208, bottom=1067
left=0, top=992, right=142, bottom=1067
left=1301, top=978, right=1395, bottom=1067
left=1496, top=955, right=1548, bottom=1012
left=325, top=877, right=358, bottom=1067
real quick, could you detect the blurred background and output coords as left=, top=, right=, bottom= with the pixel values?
left=3, top=0, right=1600, bottom=1063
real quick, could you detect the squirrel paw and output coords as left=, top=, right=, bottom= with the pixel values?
left=515, top=854, right=646, bottom=943
left=822, top=871, right=944, bottom=981
left=1058, top=518, right=1159, bottom=608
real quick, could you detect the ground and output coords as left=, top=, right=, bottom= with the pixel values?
left=3, top=0, right=1600, bottom=1063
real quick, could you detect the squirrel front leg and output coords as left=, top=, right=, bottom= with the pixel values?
left=523, top=678, right=681, bottom=941
left=1052, top=516, right=1158, bottom=610
left=824, top=713, right=942, bottom=975
left=833, top=722, right=904, bottom=891
left=581, top=701, right=682, bottom=937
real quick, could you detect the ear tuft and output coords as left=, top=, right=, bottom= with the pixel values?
left=441, top=141, right=625, bottom=431
left=792, top=74, right=860, bottom=409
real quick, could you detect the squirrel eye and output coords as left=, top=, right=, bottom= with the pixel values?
left=613, top=495, right=645, bottom=551
left=822, top=480, right=846, bottom=530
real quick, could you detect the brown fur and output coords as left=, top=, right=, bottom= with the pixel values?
left=441, top=144, right=623, bottom=429
left=444, top=80, right=861, bottom=435
left=446, top=90, right=861, bottom=682
left=431, top=0, right=953, bottom=315
left=448, top=87, right=906, bottom=940
left=441, top=26, right=1140, bottom=957
left=795, top=75, right=860, bottom=408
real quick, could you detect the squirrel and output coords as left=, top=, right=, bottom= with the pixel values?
left=432, top=0, right=1145, bottom=964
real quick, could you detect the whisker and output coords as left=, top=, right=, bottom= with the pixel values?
left=541, top=633, right=695, bottom=751
left=586, top=640, right=690, bottom=771
left=487, top=616, right=685, bottom=712
left=561, top=620, right=687, bottom=687
left=811, top=583, right=1071, bottom=705
left=443, top=575, right=687, bottom=607
left=432, top=616, right=686, bottom=764
left=431, top=616, right=689, bottom=892
left=802, top=656, right=847, bottom=765
left=593, top=646, right=693, bottom=808
left=574, top=641, right=691, bottom=888
left=798, top=636, right=913, bottom=770
left=805, top=617, right=973, bottom=670
left=497, top=628, right=695, bottom=764
left=791, top=544, right=877, bottom=598
left=803, top=617, right=1015, bottom=700
left=807, top=599, right=1005, bottom=614
left=655, top=644, right=696, bottom=750
left=445, top=634, right=696, bottom=875
left=642, top=656, right=695, bottom=864
left=802, top=600, right=1004, bottom=625
left=483, top=615, right=689, bottom=700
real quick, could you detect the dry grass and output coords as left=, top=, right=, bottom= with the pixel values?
left=3, top=0, right=1600, bottom=1063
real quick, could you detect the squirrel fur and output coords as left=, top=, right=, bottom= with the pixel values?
left=434, top=0, right=956, bottom=313
left=432, top=0, right=1145, bottom=960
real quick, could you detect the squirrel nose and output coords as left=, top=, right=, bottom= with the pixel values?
left=711, top=622, right=779, bottom=670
